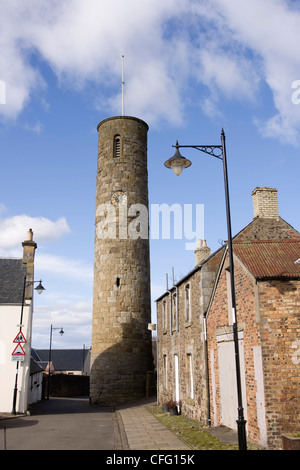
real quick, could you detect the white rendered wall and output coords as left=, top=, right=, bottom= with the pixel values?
left=0, top=302, right=32, bottom=413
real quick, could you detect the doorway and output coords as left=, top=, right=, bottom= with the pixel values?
left=217, top=333, right=247, bottom=430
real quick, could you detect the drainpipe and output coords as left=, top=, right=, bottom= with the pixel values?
left=203, top=313, right=211, bottom=426
left=202, top=246, right=228, bottom=427
left=156, top=301, right=159, bottom=406
left=176, top=286, right=179, bottom=333
left=166, top=273, right=172, bottom=336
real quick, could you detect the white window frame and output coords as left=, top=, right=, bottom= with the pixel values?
left=187, top=353, right=194, bottom=399
left=172, top=292, right=177, bottom=331
left=184, top=283, right=192, bottom=323
left=163, top=354, right=168, bottom=390
left=162, top=299, right=167, bottom=331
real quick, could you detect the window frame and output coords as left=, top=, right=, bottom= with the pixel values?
left=113, top=134, right=122, bottom=158
left=184, top=283, right=192, bottom=324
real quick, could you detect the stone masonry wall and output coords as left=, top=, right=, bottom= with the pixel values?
left=157, top=250, right=222, bottom=422
left=90, top=116, right=153, bottom=405
left=157, top=271, right=206, bottom=421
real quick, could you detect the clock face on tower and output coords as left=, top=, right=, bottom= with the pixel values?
left=111, top=191, right=127, bottom=206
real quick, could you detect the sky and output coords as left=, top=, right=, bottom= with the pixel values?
left=1, top=0, right=300, bottom=350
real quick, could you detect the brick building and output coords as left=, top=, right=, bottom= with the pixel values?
left=156, top=187, right=300, bottom=449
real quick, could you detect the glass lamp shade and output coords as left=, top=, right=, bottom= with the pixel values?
left=164, top=145, right=191, bottom=176
left=35, top=280, right=45, bottom=295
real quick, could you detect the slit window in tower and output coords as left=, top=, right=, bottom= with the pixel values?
left=116, top=277, right=120, bottom=287
left=114, top=135, right=121, bottom=158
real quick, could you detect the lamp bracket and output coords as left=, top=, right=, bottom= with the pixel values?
left=173, top=143, right=223, bottom=160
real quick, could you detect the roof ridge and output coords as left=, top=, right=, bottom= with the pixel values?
left=233, top=239, right=300, bottom=244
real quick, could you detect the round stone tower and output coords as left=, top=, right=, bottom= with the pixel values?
left=90, top=116, right=153, bottom=405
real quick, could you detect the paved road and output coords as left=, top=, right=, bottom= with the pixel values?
left=0, top=396, right=241, bottom=452
left=0, top=397, right=122, bottom=450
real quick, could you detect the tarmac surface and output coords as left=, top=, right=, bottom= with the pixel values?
left=0, top=396, right=238, bottom=451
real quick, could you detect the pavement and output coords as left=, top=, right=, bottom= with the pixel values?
left=116, top=398, right=190, bottom=450
left=0, top=396, right=191, bottom=451
left=0, top=396, right=238, bottom=451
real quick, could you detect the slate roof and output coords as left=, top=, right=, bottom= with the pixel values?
left=30, top=357, right=44, bottom=375
left=0, top=258, right=26, bottom=304
left=234, top=240, right=300, bottom=279
left=32, top=348, right=90, bottom=372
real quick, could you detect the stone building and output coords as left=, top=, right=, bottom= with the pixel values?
left=90, top=116, right=153, bottom=405
left=156, top=187, right=300, bottom=449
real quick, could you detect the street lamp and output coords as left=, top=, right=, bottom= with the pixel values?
left=164, top=129, right=247, bottom=451
left=12, top=277, right=45, bottom=414
left=47, top=325, right=64, bottom=400
left=35, top=280, right=45, bottom=295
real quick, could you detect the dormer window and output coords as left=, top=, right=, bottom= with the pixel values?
left=114, top=135, right=121, bottom=158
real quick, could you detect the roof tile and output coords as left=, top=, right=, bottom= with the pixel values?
left=234, top=240, right=300, bottom=279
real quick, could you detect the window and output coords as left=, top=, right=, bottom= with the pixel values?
left=172, top=292, right=177, bottom=331
left=184, top=283, right=192, bottom=323
left=163, top=354, right=168, bottom=390
left=114, top=135, right=121, bottom=158
left=187, top=353, right=194, bottom=399
left=162, top=299, right=168, bottom=331
left=174, top=354, right=180, bottom=403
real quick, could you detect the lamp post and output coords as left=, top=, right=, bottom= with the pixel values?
left=164, top=129, right=247, bottom=451
left=12, top=277, right=45, bottom=415
left=47, top=325, right=64, bottom=400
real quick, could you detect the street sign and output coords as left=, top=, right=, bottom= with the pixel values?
left=13, top=331, right=27, bottom=343
left=12, top=343, right=26, bottom=358
left=12, top=355, right=25, bottom=362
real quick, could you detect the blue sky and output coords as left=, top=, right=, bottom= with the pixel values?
left=1, top=0, right=300, bottom=349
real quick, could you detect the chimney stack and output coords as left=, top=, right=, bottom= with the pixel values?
left=194, top=239, right=211, bottom=266
left=252, top=187, right=279, bottom=219
left=22, top=228, right=37, bottom=299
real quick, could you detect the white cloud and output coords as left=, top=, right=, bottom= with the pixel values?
left=1, top=0, right=300, bottom=141
left=32, top=300, right=92, bottom=348
left=35, top=253, right=93, bottom=282
left=0, top=210, right=70, bottom=252
left=211, top=0, right=300, bottom=143
left=23, top=120, right=43, bottom=134
left=0, top=0, right=187, bottom=126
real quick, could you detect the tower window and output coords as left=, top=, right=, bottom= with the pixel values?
left=116, top=277, right=120, bottom=287
left=114, top=135, right=121, bottom=158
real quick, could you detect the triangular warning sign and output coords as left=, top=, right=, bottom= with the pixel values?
left=12, top=343, right=26, bottom=356
left=13, top=331, right=27, bottom=343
